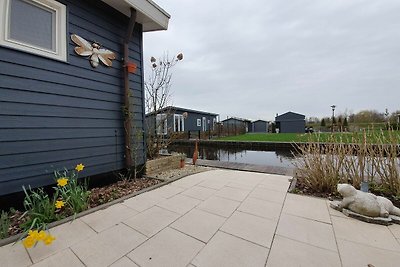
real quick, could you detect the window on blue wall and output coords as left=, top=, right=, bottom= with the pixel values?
left=174, top=114, right=184, bottom=132
left=197, top=119, right=201, bottom=127
left=0, top=0, right=67, bottom=61
left=156, top=114, right=167, bottom=135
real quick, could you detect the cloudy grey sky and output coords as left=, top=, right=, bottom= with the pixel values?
left=143, top=0, right=400, bottom=121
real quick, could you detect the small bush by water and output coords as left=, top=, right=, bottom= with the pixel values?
left=294, top=130, right=400, bottom=197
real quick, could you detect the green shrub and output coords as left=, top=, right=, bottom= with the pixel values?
left=0, top=211, right=10, bottom=239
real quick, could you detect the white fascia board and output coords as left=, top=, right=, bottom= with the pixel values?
left=101, top=0, right=170, bottom=32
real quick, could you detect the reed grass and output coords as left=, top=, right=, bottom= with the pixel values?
left=294, top=129, right=400, bottom=196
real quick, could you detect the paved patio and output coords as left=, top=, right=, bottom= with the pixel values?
left=2, top=169, right=400, bottom=267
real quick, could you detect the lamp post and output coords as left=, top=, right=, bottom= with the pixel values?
left=330, top=105, right=336, bottom=132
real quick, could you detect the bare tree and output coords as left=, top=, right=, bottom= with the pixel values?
left=145, top=53, right=183, bottom=158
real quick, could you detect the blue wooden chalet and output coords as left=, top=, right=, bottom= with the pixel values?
left=0, top=0, right=170, bottom=195
left=221, top=117, right=252, bottom=133
left=251, top=120, right=269, bottom=133
left=146, top=106, right=219, bottom=135
left=275, top=112, right=306, bottom=133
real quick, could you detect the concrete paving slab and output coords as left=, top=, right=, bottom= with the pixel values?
left=226, top=181, right=256, bottom=191
left=197, top=179, right=228, bottom=190
left=326, top=200, right=348, bottom=219
left=221, top=211, right=277, bottom=248
left=215, top=186, right=251, bottom=202
left=171, top=208, right=226, bottom=243
left=71, top=223, right=147, bottom=267
left=31, top=248, right=84, bottom=267
left=109, top=256, right=139, bottom=267
left=127, top=227, right=204, bottom=267
left=197, top=196, right=240, bottom=218
left=150, top=184, right=185, bottom=199
left=123, top=206, right=180, bottom=237
left=192, top=231, right=269, bottom=267
left=28, top=219, right=96, bottom=263
left=332, top=216, right=400, bottom=252
left=0, top=242, right=32, bottom=267
left=388, top=223, right=400, bottom=239
left=123, top=193, right=166, bottom=212
left=180, top=185, right=217, bottom=200
left=80, top=203, right=138, bottom=233
left=229, top=171, right=266, bottom=183
left=238, top=197, right=282, bottom=221
left=156, top=194, right=201, bottom=215
left=276, top=213, right=337, bottom=252
left=249, top=187, right=286, bottom=204
left=283, top=193, right=331, bottom=223
left=259, top=174, right=291, bottom=186
left=338, top=238, right=400, bottom=267
left=257, top=175, right=291, bottom=192
left=171, top=179, right=202, bottom=189
left=267, top=235, right=341, bottom=267
left=230, top=175, right=264, bottom=186
left=257, top=182, right=290, bottom=193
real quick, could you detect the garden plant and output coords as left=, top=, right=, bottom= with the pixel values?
left=20, top=163, right=88, bottom=248
left=293, top=129, right=400, bottom=200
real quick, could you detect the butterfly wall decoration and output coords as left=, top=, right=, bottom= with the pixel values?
left=71, top=34, right=116, bottom=68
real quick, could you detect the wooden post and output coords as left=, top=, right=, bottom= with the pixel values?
left=123, top=8, right=137, bottom=168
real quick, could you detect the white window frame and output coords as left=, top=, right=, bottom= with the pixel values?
left=202, top=117, right=206, bottom=131
left=173, top=114, right=184, bottom=132
left=0, top=0, right=67, bottom=61
left=197, top=118, right=201, bottom=127
left=156, top=113, right=167, bottom=135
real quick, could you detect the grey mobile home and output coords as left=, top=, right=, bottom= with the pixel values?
left=251, top=120, right=269, bottom=133
left=0, top=0, right=170, bottom=195
left=146, top=106, right=219, bottom=135
left=221, top=117, right=252, bottom=134
left=275, top=112, right=306, bottom=133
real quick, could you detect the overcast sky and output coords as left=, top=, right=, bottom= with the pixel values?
left=143, top=0, right=400, bottom=121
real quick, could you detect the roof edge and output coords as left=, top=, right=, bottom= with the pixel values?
left=101, top=0, right=170, bottom=31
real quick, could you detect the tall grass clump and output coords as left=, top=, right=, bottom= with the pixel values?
left=294, top=129, right=400, bottom=196
left=0, top=211, right=10, bottom=239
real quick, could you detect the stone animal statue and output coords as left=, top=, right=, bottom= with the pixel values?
left=337, top=183, right=400, bottom=218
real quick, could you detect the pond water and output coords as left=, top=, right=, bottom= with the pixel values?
left=168, top=144, right=296, bottom=168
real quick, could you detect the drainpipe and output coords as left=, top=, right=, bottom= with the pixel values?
left=123, top=8, right=137, bottom=168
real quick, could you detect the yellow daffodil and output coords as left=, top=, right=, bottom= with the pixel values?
left=75, top=163, right=85, bottom=172
left=22, top=236, right=36, bottom=248
left=57, top=177, right=69, bottom=187
left=28, top=230, right=39, bottom=240
left=55, top=200, right=65, bottom=209
left=43, top=234, right=56, bottom=245
left=37, top=230, right=47, bottom=241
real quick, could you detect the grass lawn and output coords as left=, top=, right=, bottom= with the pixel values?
left=217, top=131, right=400, bottom=143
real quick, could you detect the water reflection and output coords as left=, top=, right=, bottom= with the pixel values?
left=168, top=144, right=296, bottom=168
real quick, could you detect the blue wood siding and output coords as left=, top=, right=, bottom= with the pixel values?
left=252, top=121, right=268, bottom=133
left=171, top=111, right=217, bottom=132
left=275, top=112, right=306, bottom=133
left=0, top=0, right=145, bottom=195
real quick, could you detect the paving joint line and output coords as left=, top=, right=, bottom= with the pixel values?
left=264, top=188, right=289, bottom=267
